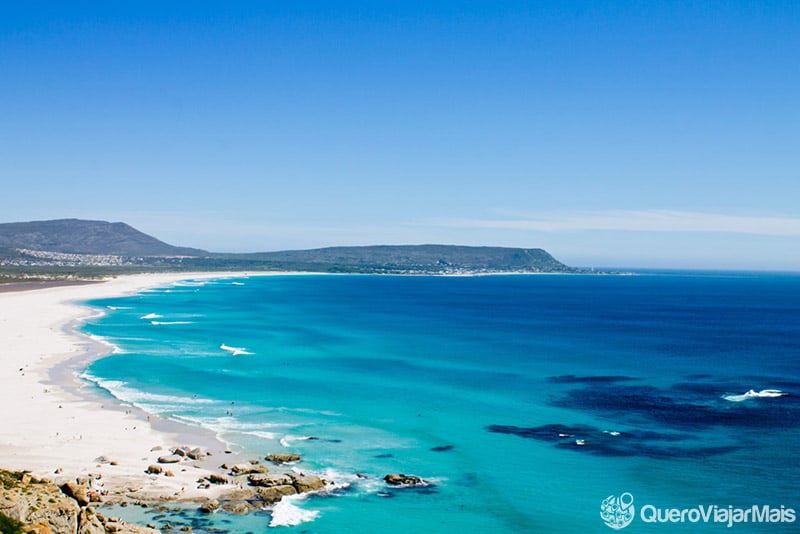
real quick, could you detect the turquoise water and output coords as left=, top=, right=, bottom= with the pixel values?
left=81, top=273, right=800, bottom=532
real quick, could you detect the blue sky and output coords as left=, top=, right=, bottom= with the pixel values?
left=1, top=1, right=798, bottom=269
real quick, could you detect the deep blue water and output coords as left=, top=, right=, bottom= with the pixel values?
left=81, top=273, right=800, bottom=532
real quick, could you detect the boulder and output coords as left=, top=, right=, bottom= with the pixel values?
left=188, top=448, right=204, bottom=460
left=199, top=499, right=219, bottom=514
left=207, top=473, right=228, bottom=485
left=220, top=501, right=257, bottom=515
left=265, top=453, right=301, bottom=464
left=172, top=445, right=206, bottom=460
left=157, top=454, right=183, bottom=464
left=230, top=463, right=268, bottom=476
left=287, top=473, right=326, bottom=493
left=255, top=485, right=297, bottom=504
left=247, top=473, right=292, bottom=487
left=384, top=473, right=426, bottom=486
left=218, top=488, right=256, bottom=501
left=60, top=481, right=90, bottom=507
left=145, top=465, right=163, bottom=475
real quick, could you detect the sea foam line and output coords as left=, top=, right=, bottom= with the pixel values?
left=722, top=389, right=787, bottom=402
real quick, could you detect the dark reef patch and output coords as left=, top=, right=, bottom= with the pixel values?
left=549, top=382, right=799, bottom=431
left=490, top=378, right=796, bottom=459
left=487, top=423, right=739, bottom=459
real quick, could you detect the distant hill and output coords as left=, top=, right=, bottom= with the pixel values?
left=0, top=219, right=578, bottom=274
left=0, top=219, right=205, bottom=257
left=223, top=245, right=573, bottom=273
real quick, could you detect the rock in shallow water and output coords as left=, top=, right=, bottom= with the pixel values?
left=265, top=453, right=301, bottom=464
left=383, top=474, right=426, bottom=486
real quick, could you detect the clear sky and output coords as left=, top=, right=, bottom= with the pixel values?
left=1, top=1, right=798, bottom=270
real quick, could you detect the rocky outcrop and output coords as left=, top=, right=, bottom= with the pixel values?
left=206, top=473, right=228, bottom=485
left=0, top=469, right=157, bottom=533
left=264, top=453, right=301, bottom=464
left=196, top=470, right=328, bottom=515
left=0, top=471, right=79, bottom=533
left=77, top=508, right=160, bottom=533
left=229, top=463, right=268, bottom=476
left=247, top=473, right=292, bottom=487
left=199, top=499, right=219, bottom=514
left=61, top=480, right=90, bottom=506
left=287, top=473, right=325, bottom=493
left=172, top=446, right=208, bottom=461
left=384, top=473, right=427, bottom=486
left=255, top=485, right=297, bottom=504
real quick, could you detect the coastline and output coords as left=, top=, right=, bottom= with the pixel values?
left=0, top=272, right=271, bottom=505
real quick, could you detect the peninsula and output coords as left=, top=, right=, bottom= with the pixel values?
left=0, top=218, right=579, bottom=282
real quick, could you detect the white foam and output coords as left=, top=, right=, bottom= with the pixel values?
left=722, top=389, right=787, bottom=402
left=269, top=495, right=320, bottom=528
left=140, top=313, right=163, bottom=320
left=151, top=321, right=193, bottom=325
left=172, top=280, right=208, bottom=287
left=85, top=334, right=126, bottom=354
left=220, top=344, right=253, bottom=355
left=82, top=374, right=217, bottom=409
left=232, top=282, right=246, bottom=286
left=279, top=435, right=315, bottom=448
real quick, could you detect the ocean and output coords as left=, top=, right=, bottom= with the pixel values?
left=80, top=272, right=800, bottom=532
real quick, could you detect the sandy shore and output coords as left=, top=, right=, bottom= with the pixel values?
left=0, top=272, right=263, bottom=503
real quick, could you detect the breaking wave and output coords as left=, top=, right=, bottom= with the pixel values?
left=722, top=389, right=787, bottom=402
left=269, top=495, right=320, bottom=528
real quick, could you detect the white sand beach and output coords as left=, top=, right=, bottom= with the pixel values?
left=0, top=273, right=255, bottom=502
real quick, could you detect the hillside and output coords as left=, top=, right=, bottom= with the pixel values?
left=0, top=219, right=205, bottom=257
left=223, top=245, right=573, bottom=273
left=0, top=219, right=579, bottom=275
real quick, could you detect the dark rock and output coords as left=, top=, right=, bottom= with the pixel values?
left=247, top=473, right=292, bottom=487
left=265, top=453, right=301, bottom=464
left=207, top=473, right=228, bottom=485
left=218, top=488, right=256, bottom=501
left=384, top=474, right=426, bottom=487
left=255, top=485, right=297, bottom=503
left=287, top=473, right=326, bottom=493
left=61, top=481, right=90, bottom=506
left=157, top=454, right=183, bottom=464
left=145, top=465, right=163, bottom=475
left=187, top=448, right=204, bottom=460
left=220, top=501, right=256, bottom=514
left=230, top=463, right=268, bottom=476
left=199, top=500, right=219, bottom=514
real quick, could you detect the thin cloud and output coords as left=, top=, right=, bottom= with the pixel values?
left=427, top=210, right=800, bottom=236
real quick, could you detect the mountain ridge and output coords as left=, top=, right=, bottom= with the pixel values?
left=0, top=219, right=205, bottom=257
left=0, top=219, right=578, bottom=274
